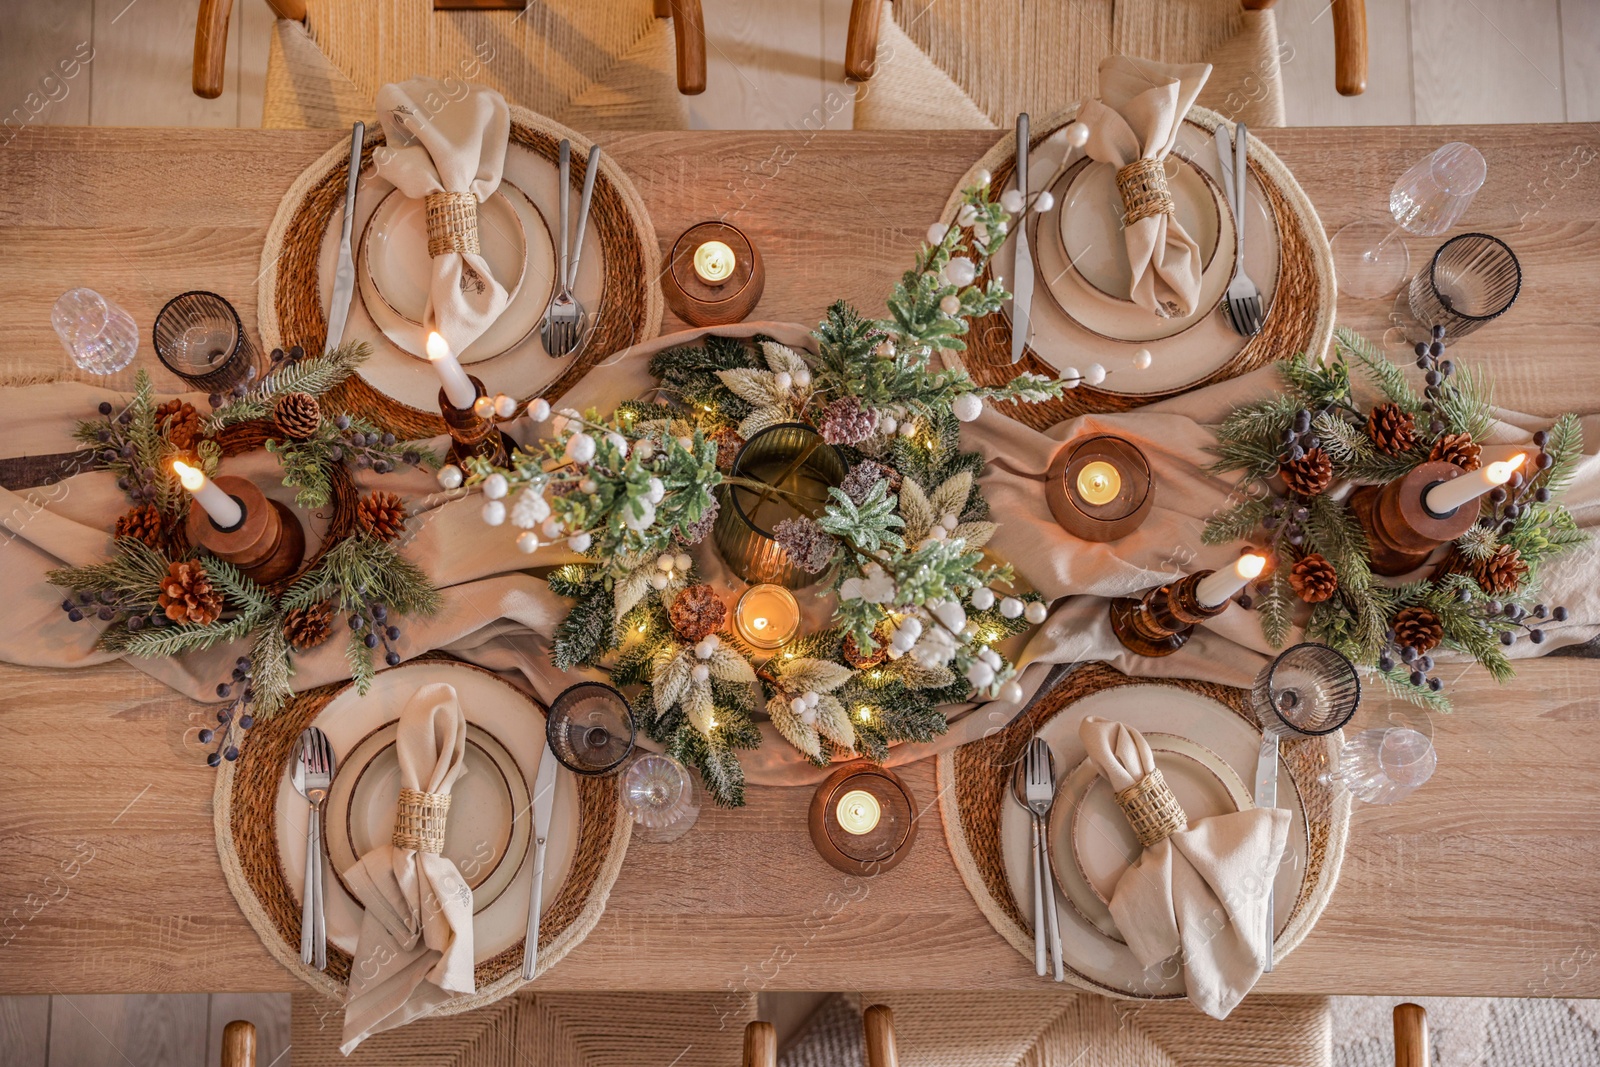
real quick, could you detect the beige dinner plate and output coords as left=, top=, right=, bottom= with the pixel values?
left=325, top=720, right=533, bottom=916
left=1057, top=154, right=1225, bottom=309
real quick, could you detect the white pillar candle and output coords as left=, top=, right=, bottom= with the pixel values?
left=1195, top=553, right=1266, bottom=609
left=1424, top=453, right=1525, bottom=515
left=173, top=460, right=243, bottom=529
left=425, top=331, right=478, bottom=411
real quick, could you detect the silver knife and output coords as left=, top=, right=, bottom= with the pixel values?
left=520, top=739, right=559, bottom=980
left=324, top=121, right=365, bottom=353
left=1234, top=122, right=1249, bottom=283
left=1253, top=730, right=1278, bottom=973
left=1009, top=112, right=1033, bottom=364
left=1213, top=124, right=1239, bottom=225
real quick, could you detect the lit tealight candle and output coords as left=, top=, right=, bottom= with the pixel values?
left=835, top=788, right=882, bottom=835
left=692, top=240, right=736, bottom=285
left=1424, top=452, right=1525, bottom=515
left=1195, top=552, right=1267, bottom=609
left=173, top=460, right=243, bottom=529
left=1075, top=460, right=1122, bottom=507
left=735, top=584, right=801, bottom=651
left=425, top=330, right=478, bottom=411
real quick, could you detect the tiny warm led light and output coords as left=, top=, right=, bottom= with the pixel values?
left=692, top=240, right=736, bottom=284
left=1075, top=460, right=1122, bottom=506
left=835, top=788, right=882, bottom=835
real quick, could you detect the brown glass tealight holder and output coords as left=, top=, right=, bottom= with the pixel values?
left=1346, top=460, right=1479, bottom=576
left=662, top=221, right=765, bottom=327
left=713, top=423, right=846, bottom=589
left=1109, top=571, right=1228, bottom=657
left=184, top=475, right=305, bottom=586
left=1046, top=434, right=1155, bottom=542
left=440, top=373, right=516, bottom=467
left=808, top=761, right=918, bottom=876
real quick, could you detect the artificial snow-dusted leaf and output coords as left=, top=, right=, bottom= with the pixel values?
left=814, top=693, right=856, bottom=751
left=760, top=341, right=809, bottom=379
left=780, top=657, right=854, bottom=694
left=660, top=571, right=689, bottom=608
left=738, top=405, right=791, bottom=440
left=949, top=521, right=996, bottom=550
left=653, top=648, right=693, bottom=716
left=684, top=678, right=717, bottom=735
left=929, top=471, right=973, bottom=519
left=614, top=567, right=654, bottom=623
left=709, top=645, right=756, bottom=684
left=897, top=661, right=958, bottom=690
left=768, top=694, right=821, bottom=759
left=717, top=367, right=788, bottom=408
left=898, top=478, right=935, bottom=545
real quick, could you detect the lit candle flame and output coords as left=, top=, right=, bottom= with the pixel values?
left=1487, top=453, right=1527, bottom=484
left=425, top=331, right=451, bottom=362
left=1237, top=553, right=1267, bottom=579
left=172, top=459, right=204, bottom=491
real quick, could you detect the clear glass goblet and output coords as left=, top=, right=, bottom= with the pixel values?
left=1324, top=705, right=1437, bottom=805
left=52, top=288, right=138, bottom=374
left=620, top=752, right=700, bottom=843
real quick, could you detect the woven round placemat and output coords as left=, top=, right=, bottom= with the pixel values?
left=213, top=655, right=631, bottom=1009
left=952, top=105, right=1335, bottom=429
left=257, top=105, right=663, bottom=440
left=936, top=662, right=1349, bottom=1000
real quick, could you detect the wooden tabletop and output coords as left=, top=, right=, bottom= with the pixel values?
left=1, top=123, right=1598, bottom=999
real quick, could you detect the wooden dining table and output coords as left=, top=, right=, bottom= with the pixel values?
left=0, top=122, right=1598, bottom=1001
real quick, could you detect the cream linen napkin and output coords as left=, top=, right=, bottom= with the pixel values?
left=374, top=78, right=512, bottom=354
left=1079, top=716, right=1288, bottom=1019
left=1075, top=56, right=1213, bottom=318
left=340, top=682, right=475, bottom=1054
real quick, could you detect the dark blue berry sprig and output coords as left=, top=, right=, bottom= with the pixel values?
left=349, top=596, right=404, bottom=668
left=197, top=656, right=256, bottom=767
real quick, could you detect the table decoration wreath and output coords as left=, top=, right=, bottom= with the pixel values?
left=46, top=344, right=442, bottom=763
left=450, top=176, right=1065, bottom=806
left=1204, top=326, right=1584, bottom=708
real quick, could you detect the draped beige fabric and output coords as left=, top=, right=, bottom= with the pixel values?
left=262, top=0, right=689, bottom=130
left=851, top=0, right=1286, bottom=130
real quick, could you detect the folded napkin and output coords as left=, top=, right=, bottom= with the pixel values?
left=1075, top=56, right=1213, bottom=318
left=340, top=682, right=475, bottom=1054
left=374, top=78, right=512, bottom=354
left=1079, top=715, right=1288, bottom=1019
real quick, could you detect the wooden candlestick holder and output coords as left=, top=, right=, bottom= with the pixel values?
left=1346, top=460, right=1479, bottom=576
left=183, top=475, right=305, bottom=586
left=440, top=374, right=515, bottom=467
left=1109, top=571, right=1229, bottom=657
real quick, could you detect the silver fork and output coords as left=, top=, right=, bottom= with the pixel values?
left=1024, top=738, right=1065, bottom=982
left=292, top=727, right=336, bottom=971
left=1010, top=749, right=1047, bottom=976
left=1216, top=122, right=1265, bottom=336
left=541, top=141, right=598, bottom=358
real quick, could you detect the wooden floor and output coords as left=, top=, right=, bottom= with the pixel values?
left=0, top=0, right=1595, bottom=133
left=0, top=2, right=1595, bottom=1066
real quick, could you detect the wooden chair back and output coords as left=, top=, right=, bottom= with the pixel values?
left=220, top=1020, right=257, bottom=1067
left=743, top=1020, right=777, bottom=1067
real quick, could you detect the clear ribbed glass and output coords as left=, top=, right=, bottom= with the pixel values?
left=620, top=753, right=700, bottom=842
left=1408, top=233, right=1522, bottom=339
left=546, top=682, right=635, bottom=775
left=153, top=291, right=259, bottom=392
left=52, top=288, right=138, bottom=374
left=1250, top=643, right=1361, bottom=738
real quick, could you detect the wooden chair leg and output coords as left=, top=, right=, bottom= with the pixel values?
left=743, top=1021, right=776, bottom=1067
left=220, top=1020, right=257, bottom=1067
left=864, top=1004, right=897, bottom=1067
left=844, top=0, right=882, bottom=81
left=659, top=0, right=707, bottom=95
left=1393, top=1003, right=1428, bottom=1067
left=193, top=0, right=235, bottom=99
left=1331, top=0, right=1368, bottom=96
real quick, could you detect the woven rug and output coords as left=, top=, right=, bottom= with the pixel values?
left=951, top=104, right=1335, bottom=428
left=257, top=103, right=663, bottom=440
left=935, top=662, right=1349, bottom=1001
left=214, top=657, right=631, bottom=1015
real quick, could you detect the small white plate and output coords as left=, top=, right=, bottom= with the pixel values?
left=1058, top=155, right=1223, bottom=306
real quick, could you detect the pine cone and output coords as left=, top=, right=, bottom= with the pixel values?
left=1393, top=605, right=1443, bottom=654
left=282, top=601, right=334, bottom=651
left=158, top=560, right=222, bottom=625
left=1472, top=544, right=1528, bottom=595
left=154, top=399, right=204, bottom=451
left=1366, top=403, right=1417, bottom=456
left=114, top=504, right=166, bottom=550
left=669, top=583, right=727, bottom=642
left=818, top=396, right=877, bottom=446
left=710, top=426, right=744, bottom=471
left=1288, top=553, right=1339, bottom=603
left=273, top=391, right=323, bottom=439
left=356, top=490, right=407, bottom=542
left=1429, top=432, right=1482, bottom=472
left=842, top=625, right=891, bottom=669
left=1279, top=446, right=1333, bottom=497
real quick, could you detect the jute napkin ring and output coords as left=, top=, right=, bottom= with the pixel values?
left=393, top=787, right=453, bottom=854
left=1113, top=768, right=1187, bottom=847
left=1115, top=157, right=1175, bottom=227
left=424, top=190, right=481, bottom=257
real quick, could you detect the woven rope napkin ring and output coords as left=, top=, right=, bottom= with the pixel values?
left=1115, top=157, right=1176, bottom=227
left=393, top=787, right=453, bottom=853
left=1113, top=768, right=1188, bottom=847
left=425, top=191, right=481, bottom=257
